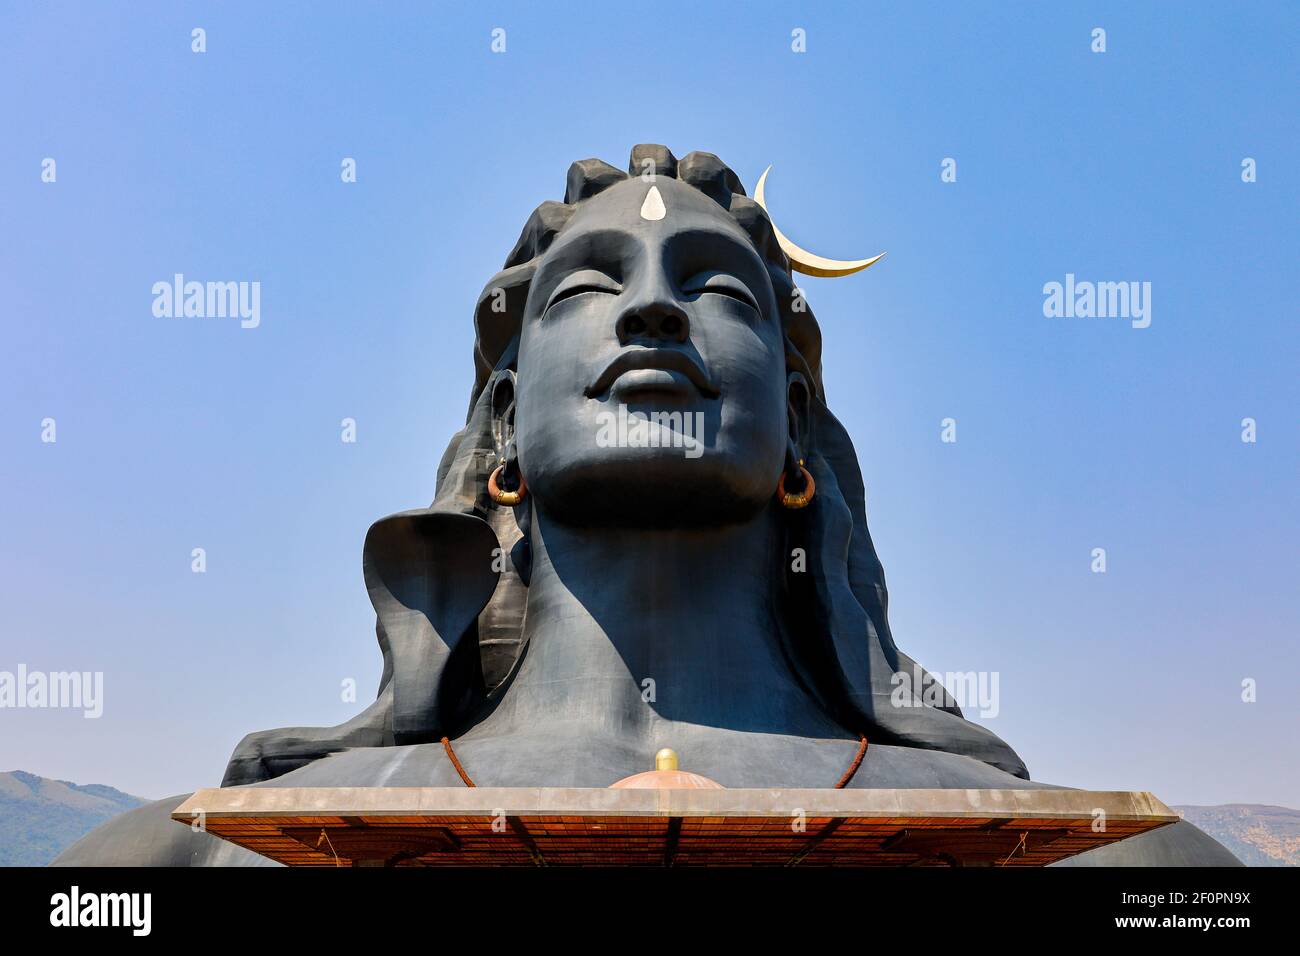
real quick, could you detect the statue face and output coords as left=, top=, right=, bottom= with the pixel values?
left=514, top=177, right=788, bottom=528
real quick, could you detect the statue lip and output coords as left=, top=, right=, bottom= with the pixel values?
left=585, top=348, right=719, bottom=399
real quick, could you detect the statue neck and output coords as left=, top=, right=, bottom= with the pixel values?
left=465, top=505, right=844, bottom=743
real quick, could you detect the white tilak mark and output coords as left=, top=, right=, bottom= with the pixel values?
left=640, top=185, right=666, bottom=221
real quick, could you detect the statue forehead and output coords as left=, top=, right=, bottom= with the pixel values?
left=552, top=176, right=757, bottom=252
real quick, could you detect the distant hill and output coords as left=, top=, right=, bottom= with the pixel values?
left=1173, top=804, right=1300, bottom=867
left=0, top=770, right=148, bottom=866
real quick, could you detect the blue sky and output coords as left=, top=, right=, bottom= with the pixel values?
left=1, top=2, right=1296, bottom=804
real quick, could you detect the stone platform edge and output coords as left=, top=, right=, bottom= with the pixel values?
left=171, top=786, right=1179, bottom=823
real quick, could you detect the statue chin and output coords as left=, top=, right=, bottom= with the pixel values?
left=525, top=447, right=780, bottom=529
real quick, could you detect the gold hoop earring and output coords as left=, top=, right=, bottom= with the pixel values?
left=777, top=462, right=815, bottom=510
left=488, top=463, right=527, bottom=506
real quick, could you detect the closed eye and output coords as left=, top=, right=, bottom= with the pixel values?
left=546, top=270, right=622, bottom=311
left=681, top=271, right=760, bottom=311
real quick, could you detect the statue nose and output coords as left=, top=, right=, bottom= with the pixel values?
left=616, top=298, right=690, bottom=345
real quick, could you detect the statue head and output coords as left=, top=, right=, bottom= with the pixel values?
left=465, top=147, right=828, bottom=532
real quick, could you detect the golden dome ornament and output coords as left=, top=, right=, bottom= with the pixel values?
left=609, top=748, right=725, bottom=790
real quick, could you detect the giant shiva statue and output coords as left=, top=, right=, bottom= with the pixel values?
left=57, top=145, right=1238, bottom=866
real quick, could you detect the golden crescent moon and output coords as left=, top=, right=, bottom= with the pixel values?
left=754, top=165, right=885, bottom=278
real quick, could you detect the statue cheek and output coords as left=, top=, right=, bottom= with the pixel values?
left=511, top=386, right=592, bottom=494
left=713, top=346, right=788, bottom=432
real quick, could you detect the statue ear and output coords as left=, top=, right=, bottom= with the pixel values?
left=490, top=370, right=517, bottom=462
left=786, top=370, right=812, bottom=463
